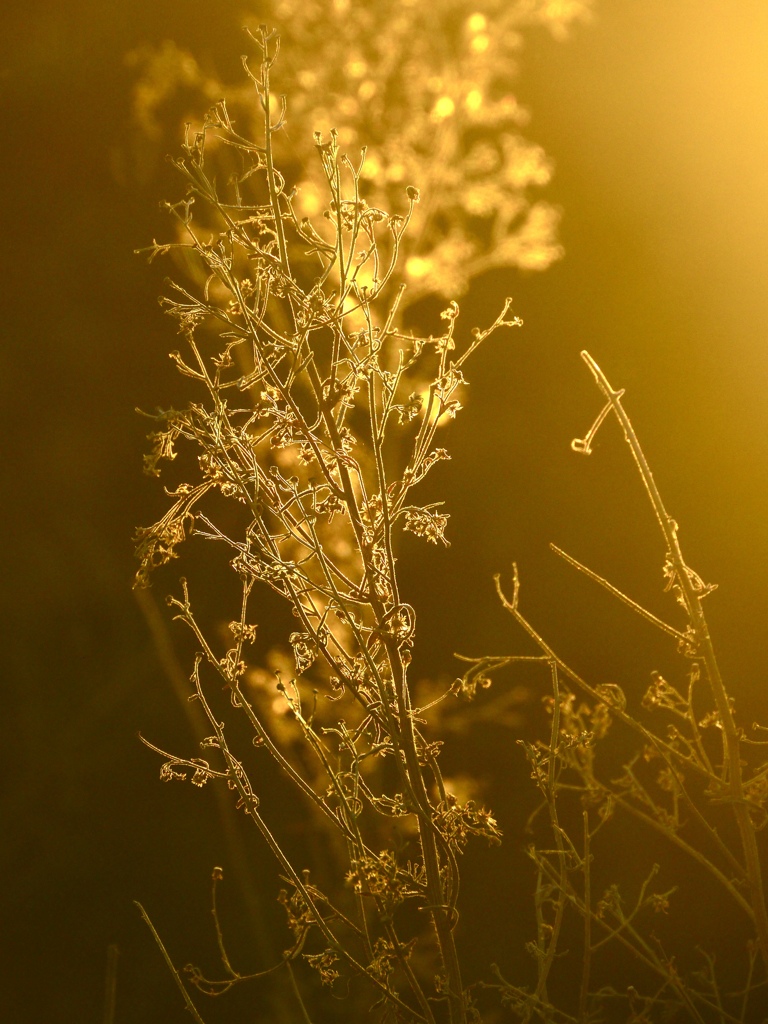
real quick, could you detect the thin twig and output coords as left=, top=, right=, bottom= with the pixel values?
left=134, top=902, right=206, bottom=1024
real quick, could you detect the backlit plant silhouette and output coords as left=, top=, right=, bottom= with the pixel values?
left=461, top=353, right=768, bottom=1021
left=135, top=25, right=517, bottom=1024
left=134, top=21, right=768, bottom=1024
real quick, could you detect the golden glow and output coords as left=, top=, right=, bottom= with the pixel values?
left=359, top=150, right=381, bottom=179
left=465, top=88, right=483, bottom=112
left=294, top=181, right=323, bottom=218
left=336, top=96, right=359, bottom=117
left=296, top=69, right=316, bottom=90
left=358, top=79, right=377, bottom=102
left=431, top=95, right=455, bottom=121
left=345, top=58, right=367, bottom=79
left=385, top=161, right=406, bottom=182
left=466, top=13, right=487, bottom=34
left=405, top=256, right=430, bottom=279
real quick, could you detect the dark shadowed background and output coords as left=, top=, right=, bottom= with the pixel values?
left=2, top=2, right=768, bottom=1021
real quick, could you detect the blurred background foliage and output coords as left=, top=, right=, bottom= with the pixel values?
left=2, top=1, right=768, bottom=1021
left=120, top=0, right=593, bottom=302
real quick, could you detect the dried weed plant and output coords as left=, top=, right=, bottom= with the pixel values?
left=135, top=26, right=516, bottom=1024
left=133, top=21, right=768, bottom=1024
left=461, top=356, right=768, bottom=1021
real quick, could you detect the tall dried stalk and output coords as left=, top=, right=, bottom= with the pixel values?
left=135, top=27, right=514, bottom=1023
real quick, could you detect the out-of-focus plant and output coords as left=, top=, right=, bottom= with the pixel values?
left=123, top=0, right=594, bottom=308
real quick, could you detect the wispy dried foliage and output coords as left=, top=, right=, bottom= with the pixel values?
left=135, top=26, right=516, bottom=1023
left=462, top=354, right=768, bottom=1021
left=134, top=15, right=768, bottom=1024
